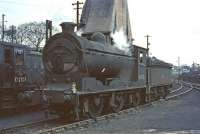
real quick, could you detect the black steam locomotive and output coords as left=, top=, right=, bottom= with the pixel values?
left=42, top=22, right=173, bottom=119
left=0, top=41, right=44, bottom=112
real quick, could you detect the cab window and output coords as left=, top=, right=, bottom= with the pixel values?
left=15, top=49, right=24, bottom=65
left=4, top=48, right=12, bottom=64
left=139, top=52, right=144, bottom=63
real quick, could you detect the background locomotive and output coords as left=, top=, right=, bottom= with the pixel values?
left=42, top=0, right=173, bottom=119
left=0, top=41, right=44, bottom=113
left=181, top=71, right=200, bottom=84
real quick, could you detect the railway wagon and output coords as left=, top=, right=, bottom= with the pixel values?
left=0, top=41, right=44, bottom=112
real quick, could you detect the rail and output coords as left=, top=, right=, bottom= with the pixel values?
left=0, top=118, right=58, bottom=134
left=170, top=83, right=183, bottom=93
left=166, top=82, right=193, bottom=100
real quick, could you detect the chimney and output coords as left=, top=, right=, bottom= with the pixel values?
left=60, top=22, right=76, bottom=34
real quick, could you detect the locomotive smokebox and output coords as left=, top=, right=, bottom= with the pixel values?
left=60, top=22, right=76, bottom=34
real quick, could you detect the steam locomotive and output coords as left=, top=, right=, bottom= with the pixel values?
left=0, top=41, right=44, bottom=112
left=42, top=22, right=173, bottom=119
left=181, top=70, right=200, bottom=84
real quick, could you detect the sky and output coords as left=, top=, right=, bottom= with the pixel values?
left=0, top=0, right=200, bottom=65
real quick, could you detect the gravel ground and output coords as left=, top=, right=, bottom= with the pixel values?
left=64, top=89, right=200, bottom=134
left=0, top=111, right=57, bottom=130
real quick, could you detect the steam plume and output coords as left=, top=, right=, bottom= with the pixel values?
left=111, top=29, right=131, bottom=55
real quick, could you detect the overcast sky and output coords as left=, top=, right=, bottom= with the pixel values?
left=0, top=0, right=200, bottom=65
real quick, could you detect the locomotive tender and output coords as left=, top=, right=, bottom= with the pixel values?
left=0, top=41, right=44, bottom=111
left=42, top=0, right=173, bottom=118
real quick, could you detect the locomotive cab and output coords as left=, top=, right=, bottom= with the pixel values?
left=0, top=44, right=27, bottom=88
left=0, top=45, right=15, bottom=87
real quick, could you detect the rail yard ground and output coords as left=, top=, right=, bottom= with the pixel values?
left=0, top=111, right=57, bottom=130
left=1, top=83, right=200, bottom=134
left=63, top=89, right=200, bottom=134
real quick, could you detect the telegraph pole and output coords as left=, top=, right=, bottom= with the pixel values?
left=145, top=35, right=151, bottom=101
left=1, top=14, right=6, bottom=41
left=178, top=56, right=180, bottom=83
left=11, top=25, right=15, bottom=43
left=45, top=20, right=52, bottom=44
left=72, top=1, right=83, bottom=29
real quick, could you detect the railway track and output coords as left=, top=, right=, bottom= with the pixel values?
left=36, top=82, right=193, bottom=134
left=35, top=103, right=153, bottom=134
left=0, top=82, right=194, bottom=134
left=165, top=82, right=193, bottom=100
left=169, top=82, right=183, bottom=94
left=183, top=81, right=200, bottom=91
left=0, top=117, right=64, bottom=134
left=0, top=104, right=151, bottom=134
left=192, top=83, right=200, bottom=91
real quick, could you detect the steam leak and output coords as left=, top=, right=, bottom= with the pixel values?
left=111, top=29, right=131, bottom=55
left=76, top=28, right=83, bottom=36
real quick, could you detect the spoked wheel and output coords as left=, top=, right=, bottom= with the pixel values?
left=154, top=89, right=159, bottom=100
left=57, top=104, right=75, bottom=120
left=85, top=95, right=104, bottom=118
left=129, top=92, right=141, bottom=107
left=159, top=88, right=166, bottom=98
left=110, top=93, right=125, bottom=113
left=150, top=89, right=157, bottom=101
